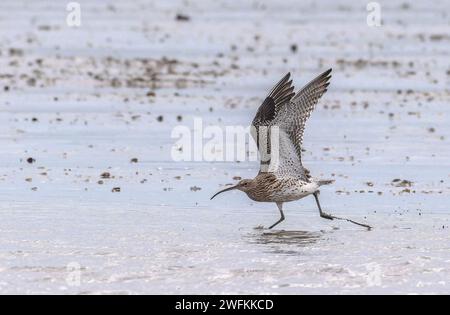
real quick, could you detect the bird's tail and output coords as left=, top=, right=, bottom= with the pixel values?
left=318, top=179, right=334, bottom=186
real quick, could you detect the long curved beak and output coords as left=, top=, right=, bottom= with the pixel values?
left=210, top=185, right=238, bottom=200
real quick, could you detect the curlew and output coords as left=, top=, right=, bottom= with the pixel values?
left=211, top=69, right=371, bottom=230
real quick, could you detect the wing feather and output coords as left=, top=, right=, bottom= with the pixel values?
left=287, top=68, right=332, bottom=158
left=250, top=69, right=332, bottom=179
left=252, top=73, right=295, bottom=129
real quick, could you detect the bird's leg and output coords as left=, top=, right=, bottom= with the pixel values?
left=313, top=192, right=334, bottom=220
left=313, top=192, right=372, bottom=230
left=268, top=202, right=285, bottom=229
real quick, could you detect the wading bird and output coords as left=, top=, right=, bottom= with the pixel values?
left=211, top=69, right=371, bottom=230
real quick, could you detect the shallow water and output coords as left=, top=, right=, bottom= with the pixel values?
left=0, top=0, right=449, bottom=294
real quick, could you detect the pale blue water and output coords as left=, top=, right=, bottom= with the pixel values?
left=0, top=0, right=449, bottom=294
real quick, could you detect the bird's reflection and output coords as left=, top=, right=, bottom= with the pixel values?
left=246, top=229, right=323, bottom=255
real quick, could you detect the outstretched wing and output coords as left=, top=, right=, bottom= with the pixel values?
left=251, top=72, right=295, bottom=133
left=250, top=73, right=295, bottom=168
left=282, top=68, right=332, bottom=159
left=251, top=69, right=332, bottom=179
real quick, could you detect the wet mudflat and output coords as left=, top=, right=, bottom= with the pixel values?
left=0, top=0, right=449, bottom=294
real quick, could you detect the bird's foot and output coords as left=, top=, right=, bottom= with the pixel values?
left=320, top=212, right=334, bottom=220
left=268, top=218, right=284, bottom=229
left=321, top=213, right=372, bottom=230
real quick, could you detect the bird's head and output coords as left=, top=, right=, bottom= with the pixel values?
left=210, top=179, right=255, bottom=200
